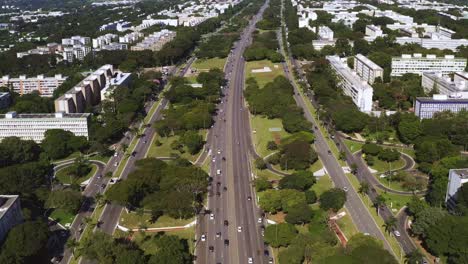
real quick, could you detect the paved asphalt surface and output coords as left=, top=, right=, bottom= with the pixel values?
left=195, top=2, right=270, bottom=264
left=59, top=61, right=193, bottom=264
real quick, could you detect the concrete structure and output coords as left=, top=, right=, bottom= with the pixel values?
left=0, top=92, right=10, bottom=109
left=61, top=36, right=91, bottom=46
left=373, top=10, right=413, bottom=24
left=0, top=74, right=67, bottom=97
left=354, top=54, right=383, bottom=84
left=421, top=72, right=468, bottom=95
left=0, top=195, right=22, bottom=242
left=312, top=39, right=336, bottom=50
left=131, top=30, right=176, bottom=51
left=365, top=25, right=384, bottom=38
left=415, top=94, right=468, bottom=119
left=391, top=54, right=467, bottom=76
left=0, top=112, right=90, bottom=142
left=100, top=72, right=132, bottom=100
left=99, top=20, right=131, bottom=32
left=118, top=32, right=143, bottom=44
left=93, top=34, right=117, bottom=49
left=327, top=55, right=374, bottom=112
left=446, top=169, right=468, bottom=209
left=331, top=11, right=359, bottom=27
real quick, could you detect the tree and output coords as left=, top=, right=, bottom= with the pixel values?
left=343, top=233, right=398, bottom=264
left=258, top=189, right=282, bottom=213
left=319, top=188, right=347, bottom=212
left=305, top=190, right=317, bottom=204
left=383, top=216, right=397, bottom=234
left=255, top=158, right=267, bottom=170
left=358, top=182, right=370, bottom=195
left=362, top=143, right=382, bottom=156
left=0, top=221, right=50, bottom=263
left=0, top=137, right=41, bottom=168
left=407, top=195, right=428, bottom=216
left=254, top=176, right=272, bottom=192
left=46, top=189, right=83, bottom=214
left=278, top=245, right=304, bottom=264
left=285, top=202, right=314, bottom=225
left=148, top=234, right=191, bottom=264
left=278, top=170, right=316, bottom=191
left=411, top=207, right=448, bottom=237
left=267, top=141, right=278, bottom=150
left=374, top=195, right=386, bottom=215
left=180, top=131, right=204, bottom=155
left=264, top=223, right=298, bottom=248
left=378, top=149, right=400, bottom=162
left=398, top=120, right=421, bottom=144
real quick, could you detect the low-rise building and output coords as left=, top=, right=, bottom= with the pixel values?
left=318, top=26, right=334, bottom=41
left=0, top=112, right=90, bottom=142
left=421, top=72, right=468, bottom=95
left=0, top=195, right=23, bottom=242
left=446, top=169, right=468, bottom=209
left=354, top=54, right=384, bottom=84
left=395, top=37, right=468, bottom=51
left=391, top=54, right=467, bottom=76
left=365, top=25, right=384, bottom=38
left=415, top=94, right=468, bottom=119
left=312, top=39, right=336, bottom=50
left=131, top=30, right=176, bottom=51
left=327, top=55, right=374, bottom=112
left=0, top=74, right=67, bottom=97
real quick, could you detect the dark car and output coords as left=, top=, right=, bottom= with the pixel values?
left=224, top=239, right=229, bottom=246
left=209, top=246, right=214, bottom=252
left=224, top=220, right=229, bottom=226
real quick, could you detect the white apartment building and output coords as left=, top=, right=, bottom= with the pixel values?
left=421, top=72, right=468, bottom=95
left=138, top=18, right=178, bottom=30
left=354, top=54, right=384, bottom=84
left=0, top=74, right=67, bottom=97
left=318, top=26, right=334, bottom=41
left=92, top=34, right=117, bottom=49
left=62, top=36, right=91, bottom=46
left=0, top=112, right=90, bottom=142
left=131, top=30, right=176, bottom=51
left=327, top=55, right=374, bottom=112
left=312, top=39, right=336, bottom=50
left=99, top=20, right=131, bottom=32
left=119, top=32, right=143, bottom=44
left=331, top=11, right=359, bottom=27
left=365, top=25, right=384, bottom=38
left=391, top=54, right=467, bottom=76
left=373, top=10, right=413, bottom=24
left=446, top=169, right=468, bottom=209
left=0, top=195, right=23, bottom=242
left=415, top=94, right=468, bottom=119
left=395, top=37, right=468, bottom=52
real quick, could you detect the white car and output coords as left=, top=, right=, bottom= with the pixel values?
left=217, top=149, right=221, bottom=154
left=258, top=218, right=262, bottom=223
left=248, top=257, right=253, bottom=264
left=114, top=152, right=118, bottom=157
left=201, top=234, right=206, bottom=242
left=237, top=226, right=242, bottom=232
left=212, top=158, right=216, bottom=163
left=343, top=187, right=349, bottom=192
left=394, top=230, right=401, bottom=237
left=210, top=213, right=215, bottom=220
left=217, top=169, right=221, bottom=175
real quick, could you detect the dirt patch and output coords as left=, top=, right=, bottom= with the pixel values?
left=269, top=212, right=286, bottom=223
left=272, top=132, right=281, bottom=145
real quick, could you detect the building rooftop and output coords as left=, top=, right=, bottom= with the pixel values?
left=451, top=169, right=468, bottom=179
left=0, top=112, right=90, bottom=119
left=0, top=195, right=19, bottom=220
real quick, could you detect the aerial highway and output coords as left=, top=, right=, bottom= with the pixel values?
left=196, top=1, right=269, bottom=264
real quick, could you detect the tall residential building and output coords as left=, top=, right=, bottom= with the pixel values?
left=0, top=195, right=23, bottom=242
left=0, top=74, right=67, bottom=97
left=327, top=55, right=374, bottom=112
left=446, top=169, right=468, bottom=209
left=414, top=94, right=468, bottom=119
left=395, top=37, right=468, bottom=51
left=354, top=54, right=384, bottom=84
left=0, top=112, right=90, bottom=142
left=421, top=72, right=468, bottom=95
left=0, top=92, right=11, bottom=109
left=54, top=65, right=131, bottom=113
left=391, top=54, right=467, bottom=76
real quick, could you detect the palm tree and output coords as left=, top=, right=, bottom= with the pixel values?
left=358, top=182, right=370, bottom=195
left=383, top=216, right=397, bottom=234
left=66, top=238, right=79, bottom=254
left=350, top=163, right=358, bottom=174
left=375, top=195, right=386, bottom=216
left=405, top=249, right=424, bottom=264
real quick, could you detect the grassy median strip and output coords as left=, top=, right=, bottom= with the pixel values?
left=119, top=211, right=193, bottom=229
left=245, top=60, right=284, bottom=88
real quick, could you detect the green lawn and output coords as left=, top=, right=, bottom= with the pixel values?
left=192, top=57, right=226, bottom=71
left=52, top=151, right=81, bottom=163
left=50, top=208, right=75, bottom=226
left=378, top=190, right=413, bottom=213
left=271, top=159, right=322, bottom=176
left=336, top=208, right=358, bottom=240
left=119, top=211, right=194, bottom=229
left=245, top=60, right=284, bottom=88
left=370, top=157, right=406, bottom=173
left=147, top=130, right=207, bottom=162
left=311, top=174, right=333, bottom=196
left=254, top=167, right=283, bottom=181
left=133, top=226, right=196, bottom=256
left=251, top=115, right=290, bottom=158
left=55, top=164, right=98, bottom=185
left=344, top=139, right=364, bottom=153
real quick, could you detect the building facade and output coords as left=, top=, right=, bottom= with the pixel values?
left=354, top=54, right=384, bottom=84
left=391, top=54, right=467, bottom=76
left=0, top=195, right=23, bottom=242
left=414, top=94, right=468, bottom=119
left=0, top=112, right=90, bottom=142
left=0, top=92, right=10, bottom=109
left=421, top=72, right=468, bottom=95
left=446, top=169, right=468, bottom=209
left=0, top=74, right=67, bottom=97
left=327, top=55, right=374, bottom=112
left=131, top=30, right=176, bottom=51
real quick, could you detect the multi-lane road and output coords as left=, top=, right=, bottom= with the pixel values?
left=196, top=2, right=269, bottom=264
